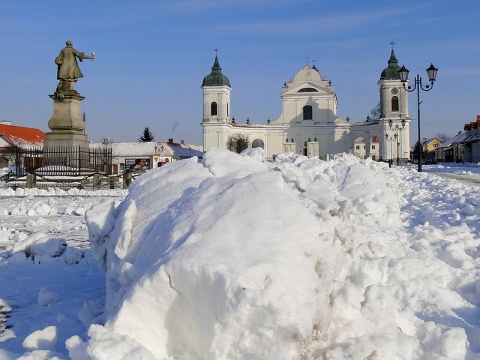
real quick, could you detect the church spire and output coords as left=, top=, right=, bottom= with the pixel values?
left=202, top=52, right=231, bottom=87
left=211, top=55, right=222, bottom=72
left=380, top=49, right=401, bottom=80
left=388, top=49, right=398, bottom=67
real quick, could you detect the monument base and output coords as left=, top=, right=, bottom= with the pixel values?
left=44, top=131, right=88, bottom=150
left=48, top=93, right=86, bottom=132
left=43, top=131, right=90, bottom=169
left=43, top=88, right=96, bottom=171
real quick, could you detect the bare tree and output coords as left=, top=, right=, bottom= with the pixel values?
left=370, top=101, right=381, bottom=120
left=434, top=132, right=450, bottom=142
left=227, top=134, right=249, bottom=154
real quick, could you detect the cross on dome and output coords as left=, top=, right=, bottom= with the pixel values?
left=305, top=55, right=310, bottom=65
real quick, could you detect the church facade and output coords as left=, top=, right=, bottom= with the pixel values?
left=202, top=50, right=411, bottom=163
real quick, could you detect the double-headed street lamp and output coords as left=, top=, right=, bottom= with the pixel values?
left=398, top=63, right=438, bottom=172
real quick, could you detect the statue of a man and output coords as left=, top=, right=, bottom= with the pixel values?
left=55, top=40, right=94, bottom=98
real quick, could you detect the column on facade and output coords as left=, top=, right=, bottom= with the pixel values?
left=327, top=99, right=331, bottom=123
left=295, top=100, right=300, bottom=123
left=364, top=136, right=371, bottom=158
left=306, top=140, right=319, bottom=158
left=314, top=100, right=319, bottom=123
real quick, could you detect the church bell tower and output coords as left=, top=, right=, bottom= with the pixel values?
left=202, top=55, right=231, bottom=124
left=378, top=49, right=411, bottom=163
left=378, top=49, right=409, bottom=119
left=201, top=54, right=232, bottom=151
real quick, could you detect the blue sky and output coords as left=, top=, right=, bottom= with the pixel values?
left=0, top=1, right=479, bottom=145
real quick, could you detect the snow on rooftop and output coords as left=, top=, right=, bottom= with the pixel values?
left=89, top=141, right=203, bottom=158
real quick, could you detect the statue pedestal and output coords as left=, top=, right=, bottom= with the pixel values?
left=47, top=93, right=86, bottom=132
left=43, top=93, right=90, bottom=169
left=44, top=130, right=88, bottom=150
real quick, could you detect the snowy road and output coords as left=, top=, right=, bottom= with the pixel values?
left=430, top=172, right=480, bottom=187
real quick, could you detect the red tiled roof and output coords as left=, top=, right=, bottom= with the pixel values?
left=463, top=115, right=480, bottom=131
left=0, top=123, right=45, bottom=147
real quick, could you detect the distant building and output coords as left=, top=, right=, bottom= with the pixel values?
left=421, top=138, right=443, bottom=153
left=0, top=121, right=45, bottom=149
left=462, top=115, right=480, bottom=162
left=201, top=50, right=411, bottom=163
left=435, top=131, right=466, bottom=162
left=0, top=121, right=45, bottom=169
left=353, top=136, right=380, bottom=160
left=89, top=138, right=203, bottom=174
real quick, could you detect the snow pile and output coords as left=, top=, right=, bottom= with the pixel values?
left=72, top=148, right=480, bottom=359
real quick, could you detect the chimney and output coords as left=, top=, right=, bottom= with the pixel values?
left=168, top=138, right=173, bottom=144
left=180, top=140, right=185, bottom=145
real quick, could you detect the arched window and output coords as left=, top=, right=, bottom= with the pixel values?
left=252, top=139, right=264, bottom=149
left=211, top=102, right=218, bottom=116
left=391, top=96, right=399, bottom=112
left=298, top=87, right=318, bottom=93
left=303, top=105, right=313, bottom=120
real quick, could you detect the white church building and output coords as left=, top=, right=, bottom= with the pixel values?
left=202, top=50, right=410, bottom=163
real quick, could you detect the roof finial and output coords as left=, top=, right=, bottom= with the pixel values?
left=390, top=40, right=396, bottom=50
left=214, top=47, right=219, bottom=57
left=305, top=55, right=310, bottom=65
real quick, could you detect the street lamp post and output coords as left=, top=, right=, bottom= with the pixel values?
left=385, top=134, right=390, bottom=163
left=385, top=119, right=406, bottom=165
left=398, top=63, right=438, bottom=172
left=394, top=133, right=398, bottom=164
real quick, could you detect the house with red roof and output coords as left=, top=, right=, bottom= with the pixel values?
left=462, top=115, right=480, bottom=162
left=0, top=121, right=45, bottom=170
left=0, top=121, right=45, bottom=149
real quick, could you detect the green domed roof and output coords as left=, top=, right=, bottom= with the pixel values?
left=380, top=50, right=401, bottom=80
left=202, top=56, right=231, bottom=87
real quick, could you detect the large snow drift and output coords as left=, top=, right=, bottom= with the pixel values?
left=74, top=148, right=480, bottom=359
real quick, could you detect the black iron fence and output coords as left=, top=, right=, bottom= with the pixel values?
left=1, top=146, right=113, bottom=177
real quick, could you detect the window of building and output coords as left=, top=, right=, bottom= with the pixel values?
left=211, top=102, right=218, bottom=116
left=303, top=105, right=313, bottom=120
left=298, top=87, right=318, bottom=93
left=372, top=145, right=376, bottom=149
left=391, top=96, right=399, bottom=112
left=356, top=145, right=360, bottom=150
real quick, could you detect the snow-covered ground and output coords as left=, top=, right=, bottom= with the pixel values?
left=0, top=151, right=480, bottom=359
